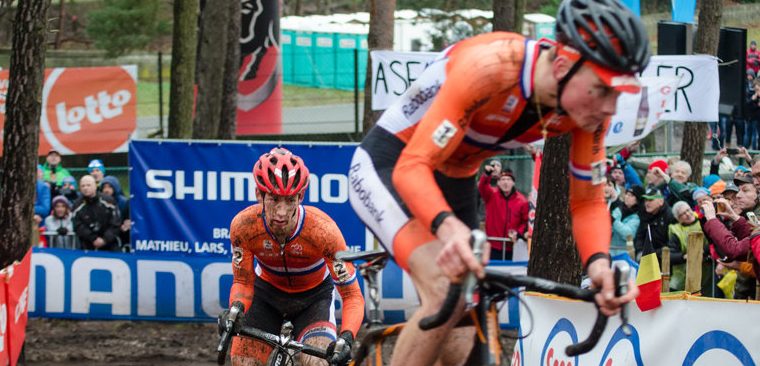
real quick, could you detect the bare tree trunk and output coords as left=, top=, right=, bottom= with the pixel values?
left=514, top=0, right=525, bottom=35
left=0, top=0, right=50, bottom=268
left=680, top=0, right=722, bottom=184
left=361, top=0, right=395, bottom=136
left=54, top=0, right=64, bottom=49
left=193, top=0, right=231, bottom=139
left=528, top=135, right=582, bottom=284
left=168, top=0, right=199, bottom=139
left=218, top=0, right=241, bottom=140
left=492, top=0, right=513, bottom=32
left=294, top=0, right=302, bottom=16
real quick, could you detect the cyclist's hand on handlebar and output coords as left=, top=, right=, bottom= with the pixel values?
left=327, top=331, right=353, bottom=366
left=587, top=258, right=639, bottom=316
left=435, top=216, right=489, bottom=283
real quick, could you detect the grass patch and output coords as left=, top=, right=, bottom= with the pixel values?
left=136, top=80, right=363, bottom=116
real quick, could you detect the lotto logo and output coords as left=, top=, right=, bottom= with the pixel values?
left=40, top=66, right=136, bottom=154
left=0, top=66, right=137, bottom=156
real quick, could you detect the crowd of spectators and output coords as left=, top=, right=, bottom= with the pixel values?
left=34, top=150, right=131, bottom=252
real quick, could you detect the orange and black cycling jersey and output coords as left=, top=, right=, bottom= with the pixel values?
left=228, top=204, right=364, bottom=337
left=380, top=32, right=610, bottom=264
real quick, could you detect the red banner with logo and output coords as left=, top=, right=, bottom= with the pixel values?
left=0, top=65, right=137, bottom=156
left=236, top=0, right=282, bottom=135
left=0, top=249, right=31, bottom=366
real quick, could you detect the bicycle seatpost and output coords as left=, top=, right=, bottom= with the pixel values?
left=463, top=230, right=487, bottom=307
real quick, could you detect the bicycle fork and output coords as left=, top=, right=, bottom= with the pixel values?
left=465, top=292, right=503, bottom=366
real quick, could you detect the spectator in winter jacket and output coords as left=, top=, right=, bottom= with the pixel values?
left=41, top=149, right=72, bottom=192
left=652, top=160, right=697, bottom=206
left=634, top=187, right=675, bottom=260
left=478, top=168, right=529, bottom=260
left=101, top=175, right=131, bottom=247
left=72, top=175, right=121, bottom=251
left=34, top=164, right=51, bottom=227
left=610, top=185, right=643, bottom=255
left=747, top=40, right=760, bottom=74
left=59, top=176, right=80, bottom=203
left=668, top=201, right=704, bottom=291
left=44, top=195, right=76, bottom=249
left=609, top=165, right=626, bottom=196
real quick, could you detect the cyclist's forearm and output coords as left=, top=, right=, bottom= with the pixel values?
left=336, top=284, right=365, bottom=337
left=229, top=282, right=254, bottom=311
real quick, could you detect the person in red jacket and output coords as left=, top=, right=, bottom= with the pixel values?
left=747, top=40, right=760, bottom=74
left=478, top=167, right=529, bottom=260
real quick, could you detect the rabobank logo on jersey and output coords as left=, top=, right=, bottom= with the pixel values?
left=129, top=140, right=366, bottom=257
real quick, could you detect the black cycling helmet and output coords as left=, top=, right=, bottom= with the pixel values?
left=555, top=0, right=650, bottom=74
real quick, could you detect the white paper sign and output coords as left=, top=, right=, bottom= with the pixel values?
left=605, top=76, right=681, bottom=147
left=639, top=54, right=720, bottom=122
left=370, top=50, right=438, bottom=110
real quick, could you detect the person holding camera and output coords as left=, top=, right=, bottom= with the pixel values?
left=41, top=149, right=72, bottom=192
left=478, top=163, right=528, bottom=260
left=44, top=195, right=76, bottom=249
left=634, top=187, right=674, bottom=261
left=72, top=175, right=122, bottom=251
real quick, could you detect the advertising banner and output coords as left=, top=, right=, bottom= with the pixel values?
left=0, top=65, right=137, bottom=156
left=370, top=50, right=438, bottom=111
left=0, top=249, right=31, bottom=366
left=511, top=294, right=760, bottom=366
left=370, top=52, right=719, bottom=123
left=29, top=248, right=526, bottom=327
left=237, top=0, right=282, bottom=135
left=129, top=139, right=367, bottom=257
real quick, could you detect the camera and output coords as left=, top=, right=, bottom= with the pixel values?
left=726, top=148, right=740, bottom=155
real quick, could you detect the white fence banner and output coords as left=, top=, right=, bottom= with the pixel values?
left=370, top=50, right=438, bottom=111
left=511, top=294, right=760, bottom=366
left=605, top=76, right=681, bottom=147
left=639, top=54, right=720, bottom=122
left=370, top=51, right=719, bottom=123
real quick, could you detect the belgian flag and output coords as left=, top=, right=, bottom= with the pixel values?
left=635, top=225, right=662, bottom=311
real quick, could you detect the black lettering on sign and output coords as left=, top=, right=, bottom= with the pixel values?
left=374, top=63, right=389, bottom=95
left=390, top=61, right=407, bottom=96
left=656, top=64, right=694, bottom=113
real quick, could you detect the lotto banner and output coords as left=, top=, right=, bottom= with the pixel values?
left=129, top=139, right=368, bottom=257
left=0, top=65, right=137, bottom=156
left=511, top=294, right=760, bottom=366
left=29, top=247, right=526, bottom=326
left=0, top=249, right=32, bottom=366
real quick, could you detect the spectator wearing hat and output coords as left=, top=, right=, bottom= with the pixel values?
left=59, top=176, right=80, bottom=203
left=692, top=187, right=713, bottom=220
left=667, top=201, right=704, bottom=291
left=478, top=165, right=528, bottom=260
left=723, top=182, right=740, bottom=209
left=610, top=185, right=643, bottom=255
left=44, top=196, right=76, bottom=249
left=34, top=164, right=51, bottom=228
left=41, top=149, right=72, bottom=190
left=652, top=160, right=699, bottom=206
left=609, top=165, right=626, bottom=195
left=709, top=179, right=727, bottom=199
left=101, top=175, right=131, bottom=247
left=87, top=159, right=106, bottom=186
left=634, top=187, right=674, bottom=260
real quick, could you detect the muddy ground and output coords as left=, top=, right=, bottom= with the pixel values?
left=24, top=318, right=517, bottom=365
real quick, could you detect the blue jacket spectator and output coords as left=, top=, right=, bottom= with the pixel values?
left=101, top=175, right=128, bottom=214
left=88, top=159, right=106, bottom=186
left=35, top=165, right=51, bottom=227
left=611, top=185, right=643, bottom=255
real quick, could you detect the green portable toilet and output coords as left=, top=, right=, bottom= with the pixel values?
left=335, top=33, right=360, bottom=90
left=293, top=30, right=316, bottom=86
left=312, top=32, right=337, bottom=89
left=281, top=29, right=295, bottom=84
left=357, top=34, right=368, bottom=90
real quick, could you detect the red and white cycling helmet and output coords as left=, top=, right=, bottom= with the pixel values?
left=253, top=147, right=310, bottom=196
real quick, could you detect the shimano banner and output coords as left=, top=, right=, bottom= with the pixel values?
left=29, top=248, right=526, bottom=325
left=129, top=140, right=367, bottom=257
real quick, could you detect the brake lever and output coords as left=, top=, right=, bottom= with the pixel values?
left=463, top=230, right=487, bottom=308
left=614, top=263, right=632, bottom=336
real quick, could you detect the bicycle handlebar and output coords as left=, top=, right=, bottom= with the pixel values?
left=418, top=230, right=630, bottom=357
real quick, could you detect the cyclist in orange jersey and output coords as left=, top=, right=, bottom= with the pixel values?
left=228, top=148, right=364, bottom=366
left=347, top=0, right=649, bottom=364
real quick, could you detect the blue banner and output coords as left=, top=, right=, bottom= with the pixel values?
left=129, top=140, right=365, bottom=257
left=29, top=248, right=525, bottom=327
left=672, top=0, right=697, bottom=24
